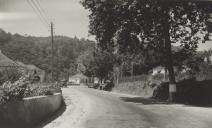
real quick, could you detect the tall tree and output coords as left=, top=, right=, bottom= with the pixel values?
left=81, top=0, right=211, bottom=101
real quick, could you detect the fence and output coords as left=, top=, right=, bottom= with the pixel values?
left=119, top=75, right=149, bottom=83
left=118, top=73, right=168, bottom=84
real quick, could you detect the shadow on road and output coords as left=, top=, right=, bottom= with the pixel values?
left=120, top=97, right=170, bottom=105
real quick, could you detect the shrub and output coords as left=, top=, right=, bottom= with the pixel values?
left=0, top=68, right=22, bottom=85
left=0, top=79, right=61, bottom=104
left=25, top=83, right=61, bottom=97
left=152, top=73, right=165, bottom=82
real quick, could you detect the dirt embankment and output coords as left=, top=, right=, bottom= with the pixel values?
left=113, top=78, right=212, bottom=106
left=112, top=81, right=155, bottom=98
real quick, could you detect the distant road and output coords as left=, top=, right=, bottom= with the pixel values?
left=43, top=86, right=212, bottom=128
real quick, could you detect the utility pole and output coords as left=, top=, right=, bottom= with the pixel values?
left=131, top=62, right=134, bottom=77
left=51, top=22, right=54, bottom=82
left=120, top=63, right=123, bottom=79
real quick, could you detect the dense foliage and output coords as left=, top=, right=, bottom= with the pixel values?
left=0, top=75, right=61, bottom=104
left=82, top=0, right=210, bottom=64
left=0, top=29, right=95, bottom=81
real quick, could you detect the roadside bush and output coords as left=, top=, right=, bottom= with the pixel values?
left=195, top=64, right=212, bottom=81
left=0, top=78, right=61, bottom=104
left=152, top=78, right=212, bottom=106
left=25, top=83, right=61, bottom=97
left=0, top=82, right=28, bottom=102
left=0, top=68, right=22, bottom=85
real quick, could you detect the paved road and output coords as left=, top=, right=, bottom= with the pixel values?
left=40, top=86, right=212, bottom=128
left=76, top=87, right=158, bottom=128
left=67, top=86, right=212, bottom=128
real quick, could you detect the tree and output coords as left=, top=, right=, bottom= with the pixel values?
left=87, top=49, right=116, bottom=81
left=0, top=29, right=96, bottom=81
left=81, top=0, right=211, bottom=101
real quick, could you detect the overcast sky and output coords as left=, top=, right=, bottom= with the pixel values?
left=0, top=0, right=211, bottom=50
left=0, top=0, right=94, bottom=40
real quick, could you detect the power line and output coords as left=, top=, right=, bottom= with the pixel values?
left=32, top=0, right=50, bottom=24
left=27, top=0, right=56, bottom=82
left=27, top=0, right=48, bottom=27
left=34, top=0, right=50, bottom=22
left=27, top=0, right=47, bottom=26
left=31, top=0, right=49, bottom=25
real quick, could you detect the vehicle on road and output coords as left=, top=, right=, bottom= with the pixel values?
left=87, top=83, right=99, bottom=88
left=60, top=79, right=67, bottom=87
left=99, top=80, right=114, bottom=91
left=87, top=77, right=99, bottom=88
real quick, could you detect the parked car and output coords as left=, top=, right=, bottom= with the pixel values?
left=100, top=80, right=114, bottom=91
left=59, top=79, right=67, bottom=87
left=87, top=82, right=99, bottom=89
left=87, top=83, right=94, bottom=88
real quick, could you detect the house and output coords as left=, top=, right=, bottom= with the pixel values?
left=15, top=61, right=46, bottom=82
left=25, top=64, right=45, bottom=82
left=152, top=66, right=166, bottom=76
left=0, top=50, right=45, bottom=83
left=204, top=55, right=212, bottom=65
left=0, top=50, right=21, bottom=70
left=0, top=50, right=24, bottom=84
left=0, top=50, right=24, bottom=77
left=68, top=73, right=88, bottom=85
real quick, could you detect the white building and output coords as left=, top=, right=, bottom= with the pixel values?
left=152, top=66, right=166, bottom=76
left=68, top=73, right=88, bottom=85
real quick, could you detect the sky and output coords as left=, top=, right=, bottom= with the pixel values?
left=0, top=0, right=94, bottom=40
left=0, top=0, right=211, bottom=50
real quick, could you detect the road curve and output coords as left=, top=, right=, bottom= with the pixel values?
left=69, top=86, right=212, bottom=128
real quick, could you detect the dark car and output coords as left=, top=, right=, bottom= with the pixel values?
left=87, top=83, right=94, bottom=88
left=100, top=80, right=114, bottom=91
left=87, top=83, right=100, bottom=89
left=59, top=79, right=67, bottom=87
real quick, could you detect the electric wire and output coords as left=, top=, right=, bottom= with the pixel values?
left=26, top=0, right=49, bottom=27
left=34, top=0, right=50, bottom=22
left=31, top=0, right=49, bottom=25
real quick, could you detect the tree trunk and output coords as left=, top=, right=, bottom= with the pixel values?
left=162, top=5, right=177, bottom=102
left=165, top=38, right=177, bottom=102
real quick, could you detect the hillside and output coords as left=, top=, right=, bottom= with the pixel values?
left=0, top=29, right=96, bottom=80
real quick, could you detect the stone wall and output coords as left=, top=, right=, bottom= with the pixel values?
left=0, top=93, right=62, bottom=126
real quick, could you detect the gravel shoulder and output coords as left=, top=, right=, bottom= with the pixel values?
left=39, top=86, right=91, bottom=128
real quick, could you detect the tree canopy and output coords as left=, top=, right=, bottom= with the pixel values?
left=81, top=0, right=212, bottom=101
left=81, top=0, right=211, bottom=60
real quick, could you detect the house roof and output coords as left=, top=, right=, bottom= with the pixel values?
left=0, top=50, right=19, bottom=67
left=15, top=61, right=45, bottom=73
left=70, top=73, right=88, bottom=79
left=153, top=66, right=164, bottom=71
